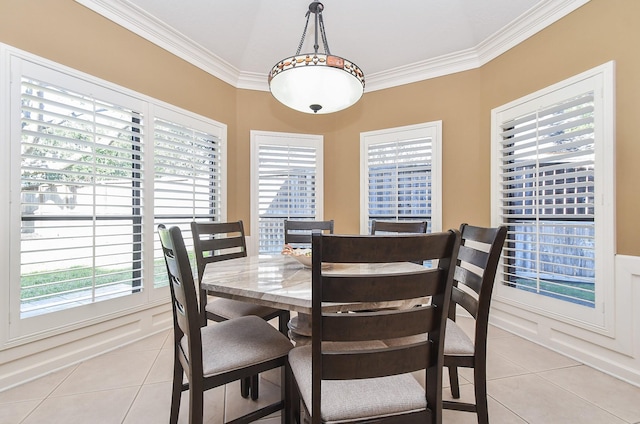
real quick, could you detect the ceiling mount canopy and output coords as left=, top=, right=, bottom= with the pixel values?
left=268, top=1, right=365, bottom=114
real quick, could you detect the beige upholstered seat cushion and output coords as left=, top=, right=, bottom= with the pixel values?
left=444, top=318, right=474, bottom=356
left=181, top=315, right=292, bottom=377
left=288, top=342, right=427, bottom=423
left=206, top=297, right=280, bottom=320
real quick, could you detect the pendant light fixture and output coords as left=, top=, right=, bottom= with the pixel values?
left=268, top=2, right=365, bottom=114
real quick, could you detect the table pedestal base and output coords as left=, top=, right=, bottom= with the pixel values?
left=287, top=313, right=311, bottom=346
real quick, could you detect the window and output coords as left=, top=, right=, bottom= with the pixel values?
left=360, top=122, right=442, bottom=234
left=250, top=131, right=323, bottom=254
left=491, top=62, right=615, bottom=328
left=4, top=47, right=226, bottom=337
left=18, top=74, right=145, bottom=319
left=152, top=109, right=225, bottom=288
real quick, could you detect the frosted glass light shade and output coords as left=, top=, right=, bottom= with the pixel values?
left=268, top=53, right=365, bottom=114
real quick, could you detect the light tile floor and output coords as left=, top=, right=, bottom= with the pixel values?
left=1, top=316, right=640, bottom=424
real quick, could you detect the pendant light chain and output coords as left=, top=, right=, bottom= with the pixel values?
left=295, top=10, right=312, bottom=56
left=295, top=2, right=331, bottom=56
left=318, top=13, right=330, bottom=55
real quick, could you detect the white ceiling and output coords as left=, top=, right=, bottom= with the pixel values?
left=76, top=0, right=589, bottom=92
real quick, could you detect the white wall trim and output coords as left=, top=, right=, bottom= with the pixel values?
left=0, top=303, right=172, bottom=391
left=490, top=254, right=640, bottom=387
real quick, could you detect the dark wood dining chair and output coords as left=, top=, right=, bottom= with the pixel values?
left=370, top=219, right=428, bottom=235
left=286, top=230, right=461, bottom=424
left=283, top=219, right=334, bottom=247
left=191, top=220, right=290, bottom=400
left=443, top=223, right=507, bottom=424
left=157, top=224, right=293, bottom=424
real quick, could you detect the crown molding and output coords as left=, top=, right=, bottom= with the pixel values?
left=74, top=0, right=240, bottom=87
left=236, top=71, right=271, bottom=92
left=363, top=0, right=591, bottom=92
left=75, top=0, right=591, bottom=93
left=364, top=49, right=481, bottom=93
left=476, top=0, right=591, bottom=66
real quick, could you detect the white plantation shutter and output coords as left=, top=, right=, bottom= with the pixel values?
left=153, top=114, right=224, bottom=287
left=498, top=92, right=596, bottom=306
left=361, top=122, right=442, bottom=235
left=9, top=53, right=227, bottom=333
left=251, top=132, right=323, bottom=254
left=492, top=62, right=615, bottom=326
left=367, top=139, right=432, bottom=225
left=19, top=75, right=145, bottom=318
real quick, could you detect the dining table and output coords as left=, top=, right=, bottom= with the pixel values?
left=200, top=254, right=429, bottom=343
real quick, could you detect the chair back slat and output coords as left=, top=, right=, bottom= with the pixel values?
left=322, top=271, right=442, bottom=303
left=459, top=224, right=501, bottom=245
left=283, top=219, right=334, bottom=247
left=198, top=221, right=245, bottom=235
left=458, top=244, right=489, bottom=270
left=451, top=286, right=479, bottom=318
left=370, top=220, right=428, bottom=235
left=322, top=343, right=431, bottom=380
left=198, top=236, right=246, bottom=254
left=284, top=233, right=319, bottom=245
left=323, top=306, right=437, bottom=341
left=453, top=266, right=483, bottom=295
left=319, top=233, right=456, bottom=263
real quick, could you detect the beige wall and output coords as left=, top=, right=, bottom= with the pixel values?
left=2, top=0, right=638, bottom=255
left=237, top=70, right=482, bottom=235
left=480, top=0, right=640, bottom=256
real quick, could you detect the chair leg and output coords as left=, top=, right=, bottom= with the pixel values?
left=188, top=379, right=204, bottom=424
left=250, top=374, right=260, bottom=400
left=286, top=365, right=301, bottom=424
left=448, top=365, right=461, bottom=399
left=474, top=367, right=489, bottom=424
left=282, top=365, right=290, bottom=424
left=241, top=377, right=250, bottom=398
left=170, top=362, right=183, bottom=424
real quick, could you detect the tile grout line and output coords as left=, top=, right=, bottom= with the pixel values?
left=486, top=392, right=532, bottom=424
left=120, top=345, right=165, bottom=423
left=18, top=362, right=81, bottom=424
left=534, top=365, right=636, bottom=423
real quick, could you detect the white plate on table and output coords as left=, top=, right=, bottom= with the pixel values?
left=290, top=254, right=312, bottom=268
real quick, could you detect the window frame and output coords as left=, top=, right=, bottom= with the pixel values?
left=490, top=61, right=615, bottom=332
left=2, top=44, right=227, bottom=341
left=359, top=121, right=443, bottom=235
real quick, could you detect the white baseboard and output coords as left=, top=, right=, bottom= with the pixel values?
left=0, top=303, right=172, bottom=391
left=490, top=254, right=640, bottom=388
